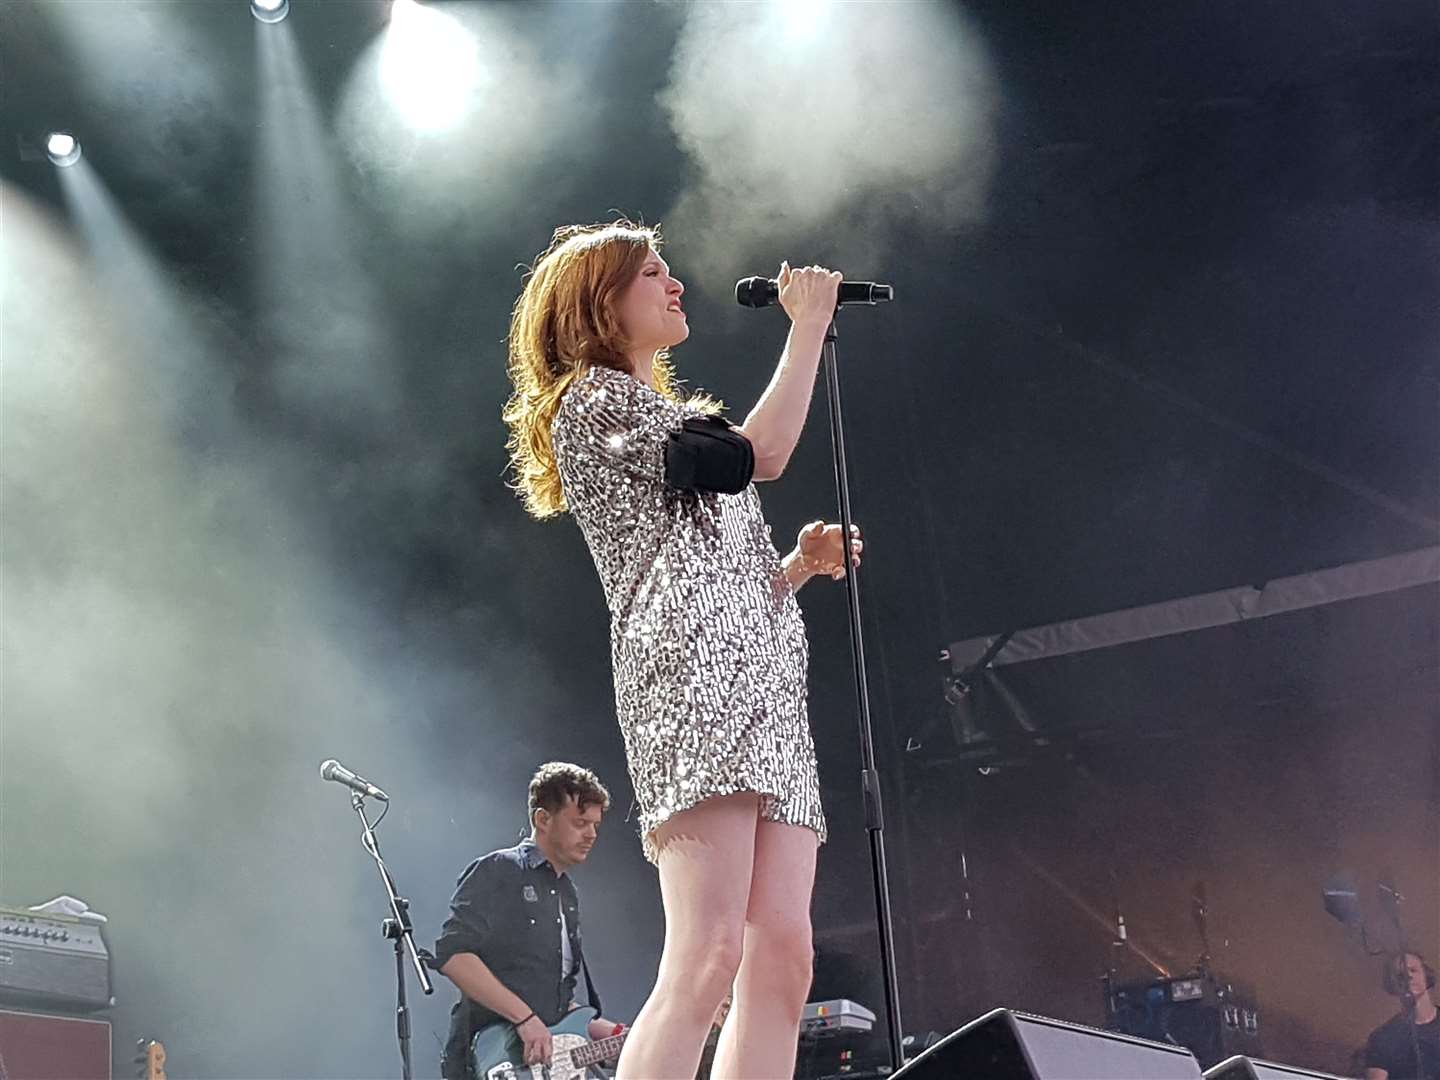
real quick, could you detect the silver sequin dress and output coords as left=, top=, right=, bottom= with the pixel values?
left=553, top=365, right=826, bottom=862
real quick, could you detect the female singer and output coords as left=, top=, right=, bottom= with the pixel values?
left=503, top=221, right=862, bottom=1078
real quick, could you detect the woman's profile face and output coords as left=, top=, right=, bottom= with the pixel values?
left=614, top=248, right=688, bottom=359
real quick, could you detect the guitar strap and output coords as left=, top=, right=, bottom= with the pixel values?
left=576, top=936, right=602, bottom=1018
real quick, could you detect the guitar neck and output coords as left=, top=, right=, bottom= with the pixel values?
left=570, top=1031, right=625, bottom=1068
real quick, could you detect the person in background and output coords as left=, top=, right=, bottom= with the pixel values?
left=1364, top=951, right=1440, bottom=1080
left=434, top=762, right=624, bottom=1077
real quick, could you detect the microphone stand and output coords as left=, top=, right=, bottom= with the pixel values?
left=351, top=792, right=434, bottom=1080
left=821, top=315, right=906, bottom=1069
left=1378, top=882, right=1425, bottom=1080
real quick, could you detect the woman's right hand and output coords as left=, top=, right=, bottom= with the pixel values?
left=777, top=260, right=842, bottom=326
left=516, top=1014, right=553, bottom=1066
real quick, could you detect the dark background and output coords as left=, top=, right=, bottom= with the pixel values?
left=1, top=1, right=1435, bottom=1076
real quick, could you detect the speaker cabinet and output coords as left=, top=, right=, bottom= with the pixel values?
left=893, top=1007, right=1204, bottom=1079
left=0, top=1008, right=111, bottom=1080
left=1204, top=1056, right=1350, bottom=1080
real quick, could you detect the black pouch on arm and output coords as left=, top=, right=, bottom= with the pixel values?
left=665, top=415, right=755, bottom=495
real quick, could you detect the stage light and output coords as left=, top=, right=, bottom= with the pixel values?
left=382, top=0, right=479, bottom=132
left=780, top=0, right=832, bottom=40
left=46, top=132, right=82, bottom=167
left=251, top=0, right=289, bottom=24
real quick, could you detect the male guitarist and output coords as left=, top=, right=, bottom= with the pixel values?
left=436, top=762, right=624, bottom=1078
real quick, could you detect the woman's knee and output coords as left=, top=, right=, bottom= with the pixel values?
left=696, top=935, right=746, bottom=996
left=742, top=921, right=813, bottom=1003
left=660, top=925, right=744, bottom=1007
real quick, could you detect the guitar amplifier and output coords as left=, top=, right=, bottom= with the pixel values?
left=0, top=1009, right=112, bottom=1080
left=0, top=907, right=111, bottom=1011
left=1107, top=972, right=1262, bottom=1067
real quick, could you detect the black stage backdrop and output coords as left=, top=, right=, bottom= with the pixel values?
left=1, top=1, right=1435, bottom=1076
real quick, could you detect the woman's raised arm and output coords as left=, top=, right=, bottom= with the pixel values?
left=737, top=262, right=841, bottom=480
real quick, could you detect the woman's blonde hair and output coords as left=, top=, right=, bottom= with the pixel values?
left=503, top=219, right=704, bottom=518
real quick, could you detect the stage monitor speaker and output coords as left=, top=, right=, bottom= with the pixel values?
left=0, top=1008, right=111, bottom=1080
left=1203, top=1056, right=1350, bottom=1080
left=892, top=1007, right=1204, bottom=1079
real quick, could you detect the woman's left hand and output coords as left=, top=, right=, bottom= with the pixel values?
left=796, top=520, right=864, bottom=580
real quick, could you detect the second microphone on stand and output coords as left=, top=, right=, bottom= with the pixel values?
left=320, top=758, right=390, bottom=802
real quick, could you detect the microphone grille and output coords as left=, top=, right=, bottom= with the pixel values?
left=734, top=277, right=771, bottom=308
left=319, top=759, right=340, bottom=780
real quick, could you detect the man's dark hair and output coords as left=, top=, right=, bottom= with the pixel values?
left=528, top=761, right=611, bottom=824
left=1383, top=950, right=1438, bottom=996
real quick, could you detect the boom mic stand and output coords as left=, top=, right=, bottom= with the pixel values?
left=350, top=792, right=434, bottom=1080
left=1323, top=876, right=1426, bottom=1080
left=1378, top=880, right=1426, bottom=1080
left=821, top=314, right=905, bottom=1069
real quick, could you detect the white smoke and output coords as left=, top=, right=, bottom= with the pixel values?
left=41, top=1, right=242, bottom=202
left=658, top=0, right=1000, bottom=287
left=0, top=181, right=504, bottom=1075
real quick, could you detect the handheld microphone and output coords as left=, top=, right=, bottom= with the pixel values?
left=735, top=276, right=894, bottom=309
left=319, top=759, right=390, bottom=802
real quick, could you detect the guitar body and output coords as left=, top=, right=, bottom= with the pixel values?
left=470, top=1007, right=600, bottom=1080
left=149, top=1041, right=168, bottom=1080
left=137, top=1038, right=167, bottom=1080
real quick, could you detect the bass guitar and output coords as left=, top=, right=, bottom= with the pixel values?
left=135, top=1038, right=167, bottom=1080
left=470, top=1006, right=625, bottom=1080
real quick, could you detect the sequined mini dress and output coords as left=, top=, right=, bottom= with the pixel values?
left=553, top=365, right=826, bottom=862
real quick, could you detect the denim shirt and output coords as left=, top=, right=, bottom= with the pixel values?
left=435, top=839, right=585, bottom=1079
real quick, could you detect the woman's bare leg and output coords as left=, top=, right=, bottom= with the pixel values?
left=710, top=818, right=819, bottom=1079
left=615, top=793, right=760, bottom=1080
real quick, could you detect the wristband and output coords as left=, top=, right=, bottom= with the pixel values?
left=513, top=1011, right=536, bottom=1028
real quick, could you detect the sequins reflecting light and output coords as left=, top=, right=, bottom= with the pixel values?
left=552, top=366, right=826, bottom=862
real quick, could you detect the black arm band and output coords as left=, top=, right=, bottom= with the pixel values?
left=664, top=416, right=755, bottom=495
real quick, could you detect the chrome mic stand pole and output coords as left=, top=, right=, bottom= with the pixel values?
left=352, top=793, right=434, bottom=1080
left=821, top=314, right=905, bottom=1069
